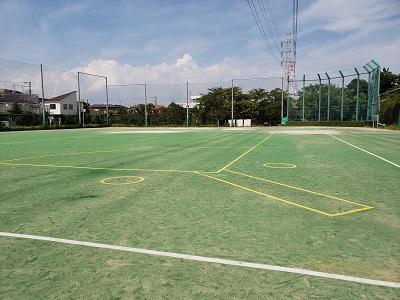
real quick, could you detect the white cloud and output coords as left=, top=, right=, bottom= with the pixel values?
left=59, top=54, right=282, bottom=105
left=72, top=54, right=276, bottom=86
left=294, top=0, right=400, bottom=75
left=299, top=0, right=399, bottom=34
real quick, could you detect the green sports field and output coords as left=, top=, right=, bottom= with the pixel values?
left=1, top=126, right=399, bottom=299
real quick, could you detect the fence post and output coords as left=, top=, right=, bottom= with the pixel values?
left=325, top=73, right=330, bottom=121
left=186, top=82, right=189, bottom=126
left=144, top=84, right=148, bottom=127
left=355, top=68, right=360, bottom=121
left=318, top=74, right=322, bottom=121
left=302, top=74, right=305, bottom=121
left=231, top=79, right=234, bottom=126
left=77, top=72, right=82, bottom=125
left=281, top=77, right=284, bottom=123
left=339, top=70, right=344, bottom=121
left=40, top=64, right=46, bottom=125
left=105, top=77, right=109, bottom=126
left=363, top=66, right=372, bottom=121
left=286, top=76, right=290, bottom=120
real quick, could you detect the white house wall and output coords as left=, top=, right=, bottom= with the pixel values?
left=47, top=92, right=77, bottom=115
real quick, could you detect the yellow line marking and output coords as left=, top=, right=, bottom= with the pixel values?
left=217, top=134, right=274, bottom=173
left=225, top=170, right=373, bottom=208
left=0, top=148, right=160, bottom=163
left=1, top=146, right=249, bottom=163
left=195, top=171, right=333, bottom=217
left=0, top=130, right=374, bottom=217
left=329, top=207, right=374, bottom=217
left=13, top=149, right=164, bottom=162
left=197, top=170, right=374, bottom=216
left=263, top=163, right=296, bottom=169
left=100, top=176, right=144, bottom=185
left=0, top=162, right=195, bottom=173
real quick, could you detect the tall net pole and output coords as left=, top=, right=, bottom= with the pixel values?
left=186, top=82, right=189, bottom=126
left=40, top=64, right=46, bottom=125
left=144, top=84, right=148, bottom=127
left=77, top=72, right=81, bottom=125
left=78, top=72, right=108, bottom=126
left=105, top=77, right=109, bottom=126
left=231, top=79, right=234, bottom=126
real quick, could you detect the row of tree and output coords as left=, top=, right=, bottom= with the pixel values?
left=87, top=86, right=284, bottom=127
left=379, top=68, right=400, bottom=125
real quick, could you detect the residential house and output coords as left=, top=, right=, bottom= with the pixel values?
left=90, top=104, right=127, bottom=115
left=175, top=95, right=200, bottom=109
left=44, top=91, right=78, bottom=115
left=0, top=88, right=40, bottom=114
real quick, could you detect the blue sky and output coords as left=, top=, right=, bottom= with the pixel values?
left=0, top=0, right=399, bottom=104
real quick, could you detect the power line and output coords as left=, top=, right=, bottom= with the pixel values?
left=246, top=0, right=281, bottom=64
left=265, top=0, right=282, bottom=40
left=258, top=0, right=281, bottom=52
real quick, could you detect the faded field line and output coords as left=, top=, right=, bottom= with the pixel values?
left=327, top=134, right=400, bottom=168
left=1, top=232, right=399, bottom=288
left=0, top=162, right=195, bottom=173
left=0, top=146, right=249, bottom=163
left=0, top=136, right=89, bottom=145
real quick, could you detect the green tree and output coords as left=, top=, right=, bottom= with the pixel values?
left=255, top=88, right=284, bottom=125
left=198, top=87, right=233, bottom=125
left=380, top=90, right=400, bottom=125
left=166, top=103, right=186, bottom=125
left=234, top=99, right=258, bottom=120
left=299, top=83, right=344, bottom=121
left=248, top=88, right=269, bottom=103
left=344, top=79, right=369, bottom=121
left=300, top=84, right=319, bottom=121
left=8, top=100, right=23, bottom=115
left=379, top=68, right=400, bottom=125
left=380, top=68, right=400, bottom=94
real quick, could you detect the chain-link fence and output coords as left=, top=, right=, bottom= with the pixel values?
left=287, top=60, right=380, bottom=122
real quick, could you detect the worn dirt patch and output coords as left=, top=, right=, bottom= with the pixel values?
left=222, top=128, right=254, bottom=131
left=267, top=129, right=340, bottom=135
left=106, top=130, right=183, bottom=134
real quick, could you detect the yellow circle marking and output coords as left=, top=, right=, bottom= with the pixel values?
left=263, top=163, right=296, bottom=169
left=100, top=176, right=145, bottom=185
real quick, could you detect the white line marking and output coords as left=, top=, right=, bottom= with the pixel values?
left=327, top=134, right=400, bottom=168
left=1, top=232, right=399, bottom=288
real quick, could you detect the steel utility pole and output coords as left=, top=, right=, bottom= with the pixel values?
left=40, top=64, right=46, bottom=125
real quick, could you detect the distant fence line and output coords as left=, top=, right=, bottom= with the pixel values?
left=1, top=57, right=380, bottom=125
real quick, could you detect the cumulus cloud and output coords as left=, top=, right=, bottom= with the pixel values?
left=294, top=0, right=400, bottom=75
left=66, top=54, right=282, bottom=105
left=1, top=54, right=280, bottom=106
left=72, top=54, right=277, bottom=86
left=299, top=0, right=399, bottom=34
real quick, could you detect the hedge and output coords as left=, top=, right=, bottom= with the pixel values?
left=285, top=121, right=366, bottom=127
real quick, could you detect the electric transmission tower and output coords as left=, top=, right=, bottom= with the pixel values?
left=281, top=0, right=298, bottom=97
